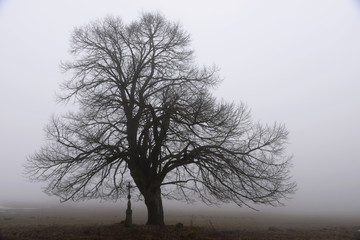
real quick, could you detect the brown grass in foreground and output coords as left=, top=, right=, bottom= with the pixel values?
left=1, top=206, right=360, bottom=239
left=0, top=223, right=359, bottom=240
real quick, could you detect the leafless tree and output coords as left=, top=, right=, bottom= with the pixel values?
left=26, top=12, right=296, bottom=225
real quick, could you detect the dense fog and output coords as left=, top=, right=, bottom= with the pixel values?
left=1, top=0, right=360, bottom=216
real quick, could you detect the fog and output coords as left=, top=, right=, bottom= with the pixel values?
left=0, top=0, right=360, bottom=217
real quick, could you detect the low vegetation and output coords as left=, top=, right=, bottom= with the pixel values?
left=0, top=223, right=358, bottom=240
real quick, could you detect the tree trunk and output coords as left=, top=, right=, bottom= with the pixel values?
left=144, top=184, right=164, bottom=226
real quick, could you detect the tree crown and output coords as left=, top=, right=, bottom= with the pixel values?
left=27, top=12, right=296, bottom=210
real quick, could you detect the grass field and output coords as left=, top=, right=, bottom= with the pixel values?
left=1, top=204, right=359, bottom=239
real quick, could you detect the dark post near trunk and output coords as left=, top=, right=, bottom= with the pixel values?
left=124, top=182, right=132, bottom=227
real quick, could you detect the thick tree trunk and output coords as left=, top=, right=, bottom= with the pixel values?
left=143, top=184, right=164, bottom=226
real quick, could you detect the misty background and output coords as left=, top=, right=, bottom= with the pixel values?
left=0, top=0, right=359, bottom=215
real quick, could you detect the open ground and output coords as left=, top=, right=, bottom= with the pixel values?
left=1, top=204, right=359, bottom=239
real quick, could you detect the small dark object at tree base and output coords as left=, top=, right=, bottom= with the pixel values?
left=175, top=223, right=184, bottom=229
left=124, top=208, right=132, bottom=227
left=124, top=182, right=132, bottom=227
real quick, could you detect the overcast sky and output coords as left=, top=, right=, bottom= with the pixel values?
left=1, top=0, right=360, bottom=215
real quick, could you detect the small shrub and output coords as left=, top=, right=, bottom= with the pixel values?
left=188, top=231, right=197, bottom=238
left=175, top=222, right=184, bottom=229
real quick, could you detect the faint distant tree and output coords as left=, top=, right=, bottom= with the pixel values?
left=26, top=12, right=296, bottom=226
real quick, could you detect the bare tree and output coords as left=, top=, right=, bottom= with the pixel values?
left=26, top=12, right=296, bottom=226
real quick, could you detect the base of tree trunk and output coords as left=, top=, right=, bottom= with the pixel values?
left=144, top=186, right=165, bottom=226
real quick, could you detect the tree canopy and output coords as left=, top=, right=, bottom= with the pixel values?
left=26, top=12, right=296, bottom=225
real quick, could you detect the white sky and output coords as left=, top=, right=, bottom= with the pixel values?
left=0, top=0, right=360, bottom=215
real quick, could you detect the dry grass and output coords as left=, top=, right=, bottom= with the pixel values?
left=0, top=223, right=359, bottom=240
left=1, top=205, right=359, bottom=240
